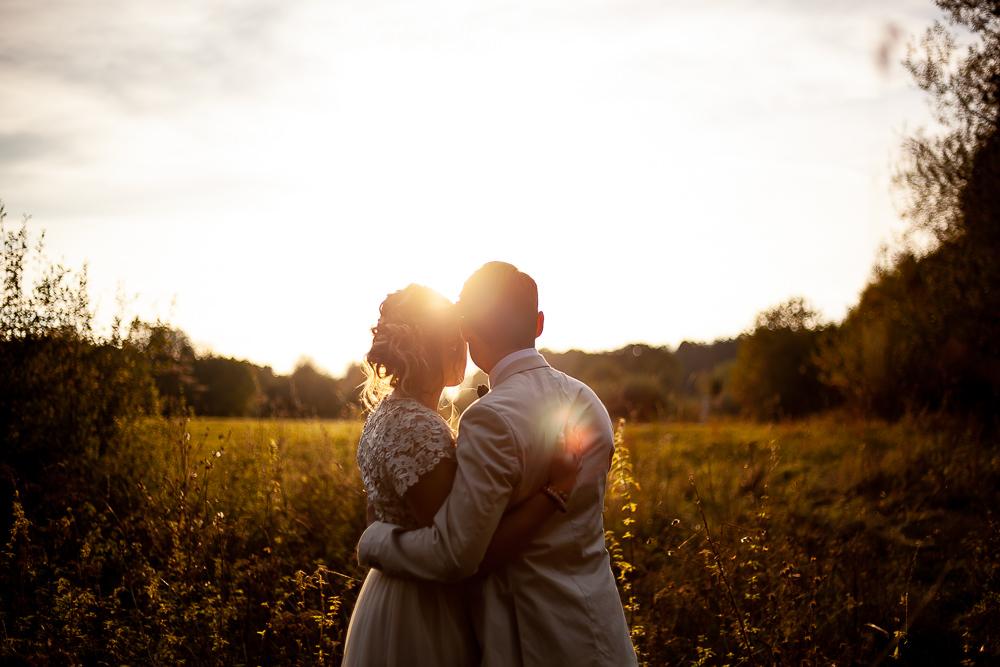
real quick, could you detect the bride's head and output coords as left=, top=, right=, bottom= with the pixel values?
left=361, top=284, right=466, bottom=410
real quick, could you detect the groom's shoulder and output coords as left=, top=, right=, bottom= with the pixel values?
left=534, top=365, right=607, bottom=414
left=540, top=361, right=593, bottom=391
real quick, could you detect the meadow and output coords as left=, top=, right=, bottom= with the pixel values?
left=4, top=414, right=997, bottom=666
left=605, top=417, right=998, bottom=665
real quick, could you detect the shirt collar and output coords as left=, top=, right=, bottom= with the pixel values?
left=488, top=348, right=540, bottom=388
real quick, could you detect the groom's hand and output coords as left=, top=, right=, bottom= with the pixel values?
left=548, top=427, right=583, bottom=496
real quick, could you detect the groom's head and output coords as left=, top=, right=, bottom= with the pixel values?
left=459, top=262, right=543, bottom=368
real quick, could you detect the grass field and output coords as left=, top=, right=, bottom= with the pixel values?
left=603, top=417, right=999, bottom=664
left=3, top=415, right=998, bottom=665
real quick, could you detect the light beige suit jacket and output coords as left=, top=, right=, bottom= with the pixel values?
left=357, top=352, right=637, bottom=667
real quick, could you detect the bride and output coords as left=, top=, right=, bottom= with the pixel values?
left=341, top=284, right=579, bottom=666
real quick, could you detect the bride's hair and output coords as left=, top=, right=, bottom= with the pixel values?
left=361, top=284, right=459, bottom=411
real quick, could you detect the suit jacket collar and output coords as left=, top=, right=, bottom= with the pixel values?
left=489, top=349, right=549, bottom=388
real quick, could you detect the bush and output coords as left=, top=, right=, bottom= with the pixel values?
left=0, top=204, right=158, bottom=492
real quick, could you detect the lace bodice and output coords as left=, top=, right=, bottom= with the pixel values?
left=357, top=395, right=457, bottom=529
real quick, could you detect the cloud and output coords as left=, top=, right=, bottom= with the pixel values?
left=0, top=131, right=59, bottom=163
left=1, top=0, right=293, bottom=110
left=0, top=0, right=303, bottom=210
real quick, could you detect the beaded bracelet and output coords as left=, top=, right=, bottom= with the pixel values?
left=541, top=485, right=569, bottom=513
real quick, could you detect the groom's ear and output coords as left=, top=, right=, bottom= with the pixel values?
left=535, top=312, right=544, bottom=338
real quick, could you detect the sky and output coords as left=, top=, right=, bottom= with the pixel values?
left=1, top=0, right=945, bottom=376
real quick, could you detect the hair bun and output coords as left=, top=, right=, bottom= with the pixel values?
left=368, top=320, right=420, bottom=375
left=360, top=284, right=459, bottom=411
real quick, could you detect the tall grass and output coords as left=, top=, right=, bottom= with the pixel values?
left=602, top=416, right=1000, bottom=665
left=2, top=416, right=367, bottom=666
left=2, top=414, right=998, bottom=665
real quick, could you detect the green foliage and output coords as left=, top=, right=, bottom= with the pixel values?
left=139, top=324, right=199, bottom=415
left=192, top=356, right=260, bottom=417
left=545, top=344, right=683, bottom=421
left=895, top=0, right=999, bottom=246
left=830, top=0, right=1000, bottom=428
left=1, top=203, right=90, bottom=339
left=817, top=244, right=1000, bottom=423
left=675, top=339, right=740, bottom=381
left=0, top=204, right=159, bottom=477
left=730, top=298, right=835, bottom=420
left=192, top=358, right=361, bottom=419
left=289, top=359, right=350, bottom=419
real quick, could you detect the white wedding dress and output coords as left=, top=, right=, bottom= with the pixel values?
left=341, top=395, right=479, bottom=667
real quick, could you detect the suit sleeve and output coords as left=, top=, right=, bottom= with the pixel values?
left=357, top=402, right=520, bottom=582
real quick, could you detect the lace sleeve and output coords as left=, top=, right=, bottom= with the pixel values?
left=383, top=402, right=457, bottom=498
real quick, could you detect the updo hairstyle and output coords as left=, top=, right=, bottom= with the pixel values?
left=361, top=284, right=460, bottom=411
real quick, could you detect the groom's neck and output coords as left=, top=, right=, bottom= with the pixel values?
left=479, top=345, right=535, bottom=375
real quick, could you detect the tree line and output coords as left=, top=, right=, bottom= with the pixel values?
left=142, top=326, right=367, bottom=420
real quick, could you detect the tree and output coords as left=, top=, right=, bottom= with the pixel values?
left=674, top=339, right=740, bottom=392
left=895, top=0, right=1000, bottom=247
left=1, top=203, right=90, bottom=339
left=730, top=298, right=834, bottom=420
left=543, top=344, right=683, bottom=421
left=290, top=359, right=345, bottom=418
left=828, top=0, right=1000, bottom=425
left=135, top=324, right=198, bottom=415
left=192, top=356, right=260, bottom=417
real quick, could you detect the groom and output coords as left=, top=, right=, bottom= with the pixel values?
left=357, top=261, right=637, bottom=667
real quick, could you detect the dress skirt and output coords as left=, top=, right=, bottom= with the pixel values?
left=341, top=568, right=479, bottom=667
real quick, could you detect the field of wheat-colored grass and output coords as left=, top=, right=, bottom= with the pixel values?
left=3, top=415, right=997, bottom=665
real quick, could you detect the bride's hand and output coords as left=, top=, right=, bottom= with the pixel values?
left=547, top=426, right=583, bottom=495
